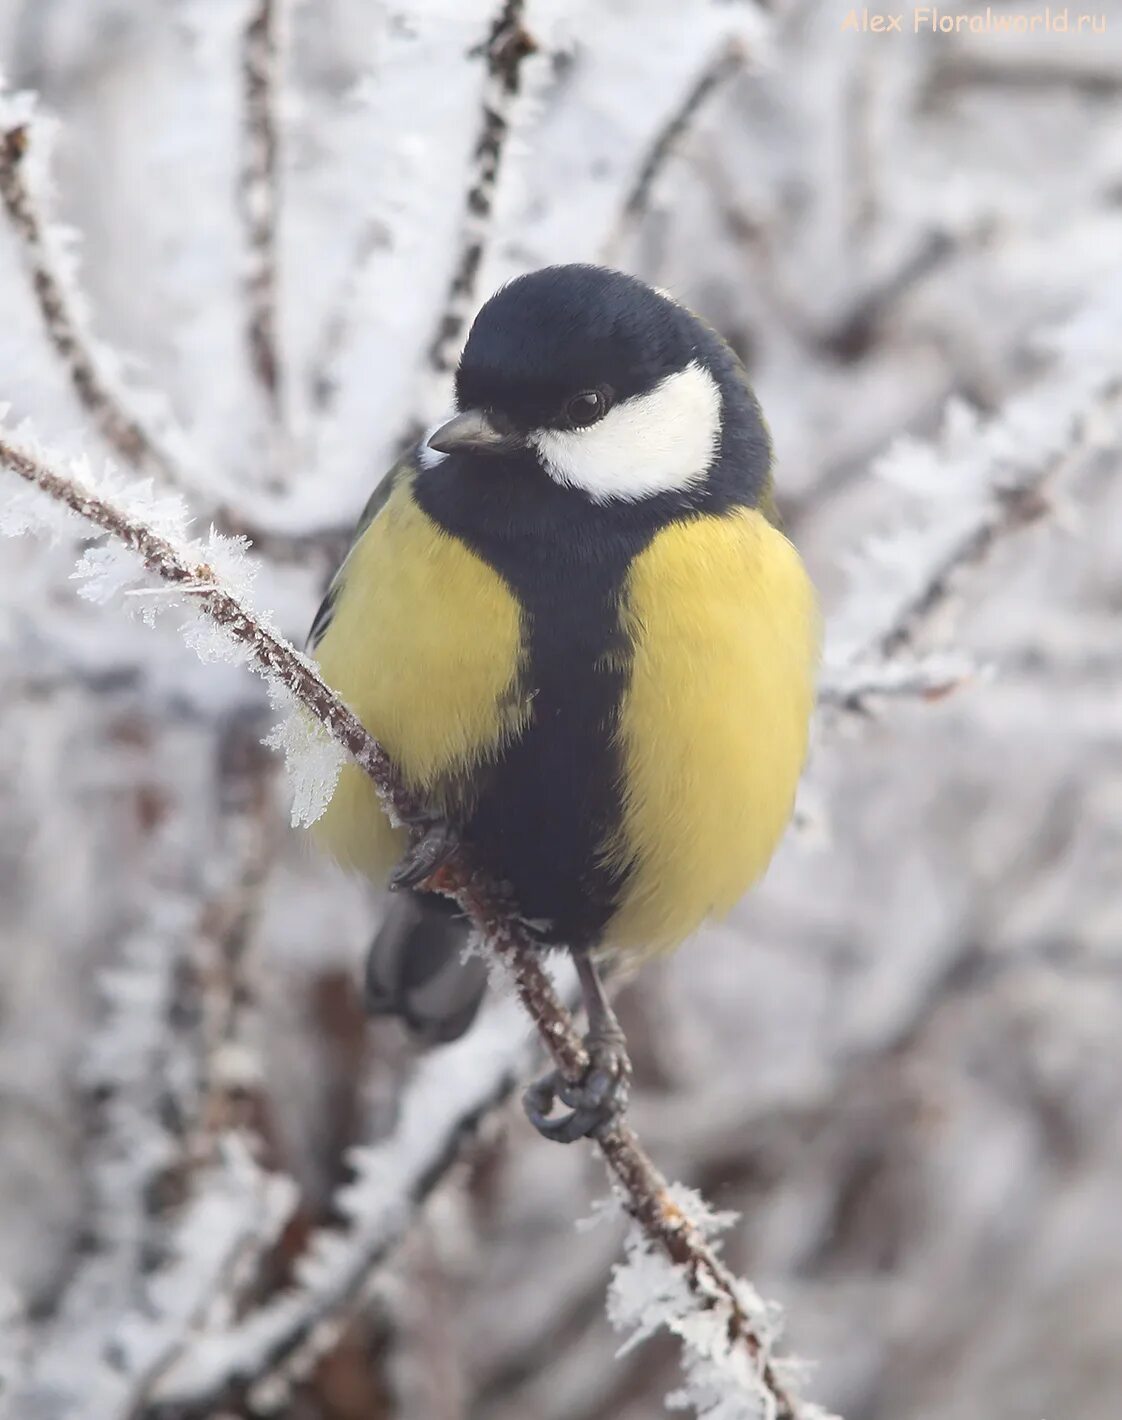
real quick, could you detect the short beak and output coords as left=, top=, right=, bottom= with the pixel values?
left=427, top=409, right=521, bottom=455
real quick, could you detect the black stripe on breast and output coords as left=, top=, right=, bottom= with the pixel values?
left=413, top=457, right=670, bottom=947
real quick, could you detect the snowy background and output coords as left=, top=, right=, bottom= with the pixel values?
left=1, top=1, right=1121, bottom=1417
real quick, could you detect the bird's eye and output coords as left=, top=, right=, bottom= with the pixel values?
left=563, top=389, right=609, bottom=428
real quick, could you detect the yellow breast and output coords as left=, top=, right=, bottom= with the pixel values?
left=604, top=507, right=819, bottom=954
left=310, top=478, right=529, bottom=878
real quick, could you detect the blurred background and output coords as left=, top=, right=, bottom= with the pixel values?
left=1, top=2, right=1120, bottom=1417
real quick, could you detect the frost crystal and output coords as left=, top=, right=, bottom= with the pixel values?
left=603, top=1185, right=814, bottom=1420
left=264, top=683, right=346, bottom=828
left=71, top=543, right=148, bottom=605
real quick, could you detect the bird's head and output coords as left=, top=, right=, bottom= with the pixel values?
left=425, top=264, right=769, bottom=508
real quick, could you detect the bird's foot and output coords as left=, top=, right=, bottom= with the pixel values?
left=390, top=820, right=460, bottom=892
left=523, top=1027, right=632, bottom=1144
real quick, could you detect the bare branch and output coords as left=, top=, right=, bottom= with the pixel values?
left=0, top=431, right=824, bottom=1420
left=423, top=0, right=538, bottom=381
left=239, top=0, right=285, bottom=424
left=817, top=230, right=956, bottom=364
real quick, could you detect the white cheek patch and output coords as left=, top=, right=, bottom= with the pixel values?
left=533, top=360, right=721, bottom=502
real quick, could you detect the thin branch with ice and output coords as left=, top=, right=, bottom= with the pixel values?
left=194, top=718, right=282, bottom=1155
left=602, top=37, right=749, bottom=264
left=239, top=0, right=285, bottom=425
left=0, top=106, right=321, bottom=564
left=0, top=116, right=199, bottom=496
left=424, top=0, right=538, bottom=380
left=819, top=286, right=1122, bottom=713
left=146, top=993, right=534, bottom=1413
left=307, top=216, right=390, bottom=416
left=4, top=874, right=295, bottom=1420
left=4, top=900, right=204, bottom=1418
left=0, top=429, right=828, bottom=1420
left=0, top=430, right=389, bottom=813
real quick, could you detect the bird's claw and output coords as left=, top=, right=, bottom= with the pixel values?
left=523, top=1030, right=632, bottom=1144
left=389, top=821, right=460, bottom=891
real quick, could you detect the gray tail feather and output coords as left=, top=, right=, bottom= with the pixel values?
left=365, top=891, right=488, bottom=1045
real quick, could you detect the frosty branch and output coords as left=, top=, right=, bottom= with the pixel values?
left=0, top=121, right=193, bottom=494
left=0, top=430, right=824, bottom=1420
left=819, top=290, right=1122, bottom=712
left=424, top=0, right=538, bottom=379
left=240, top=0, right=285, bottom=424
left=0, top=108, right=323, bottom=564
left=0, top=434, right=406, bottom=806
left=3, top=753, right=296, bottom=1420
left=194, top=718, right=280, bottom=1152
left=307, top=215, right=389, bottom=416
left=146, top=995, right=536, bottom=1413
left=603, top=36, right=748, bottom=263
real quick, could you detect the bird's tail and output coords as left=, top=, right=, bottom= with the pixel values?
left=365, top=891, right=488, bottom=1044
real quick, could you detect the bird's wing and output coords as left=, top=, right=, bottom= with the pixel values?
left=305, top=451, right=529, bottom=882
left=306, top=455, right=411, bottom=650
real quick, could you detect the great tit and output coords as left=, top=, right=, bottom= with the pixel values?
left=309, top=264, right=818, bottom=1141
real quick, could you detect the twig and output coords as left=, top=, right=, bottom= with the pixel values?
left=0, top=123, right=192, bottom=492
left=392, top=1220, right=468, bottom=1420
left=927, top=52, right=1122, bottom=102
left=602, top=38, right=748, bottom=264
left=819, top=304, right=1122, bottom=713
left=240, top=0, right=284, bottom=424
left=0, top=115, right=337, bottom=566
left=194, top=715, right=282, bottom=1156
left=818, top=652, right=976, bottom=709
left=5, top=907, right=203, bottom=1418
left=423, top=0, right=538, bottom=381
left=818, top=231, right=955, bottom=364
left=0, top=431, right=821, bottom=1420
left=0, top=433, right=408, bottom=812
left=307, top=217, right=391, bottom=416
left=4, top=816, right=295, bottom=1420
left=146, top=992, right=535, bottom=1413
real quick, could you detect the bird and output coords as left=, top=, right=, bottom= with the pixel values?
left=308, top=263, right=818, bottom=1142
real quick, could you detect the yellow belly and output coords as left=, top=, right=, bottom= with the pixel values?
left=603, top=507, right=819, bottom=954
left=310, top=478, right=530, bottom=878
